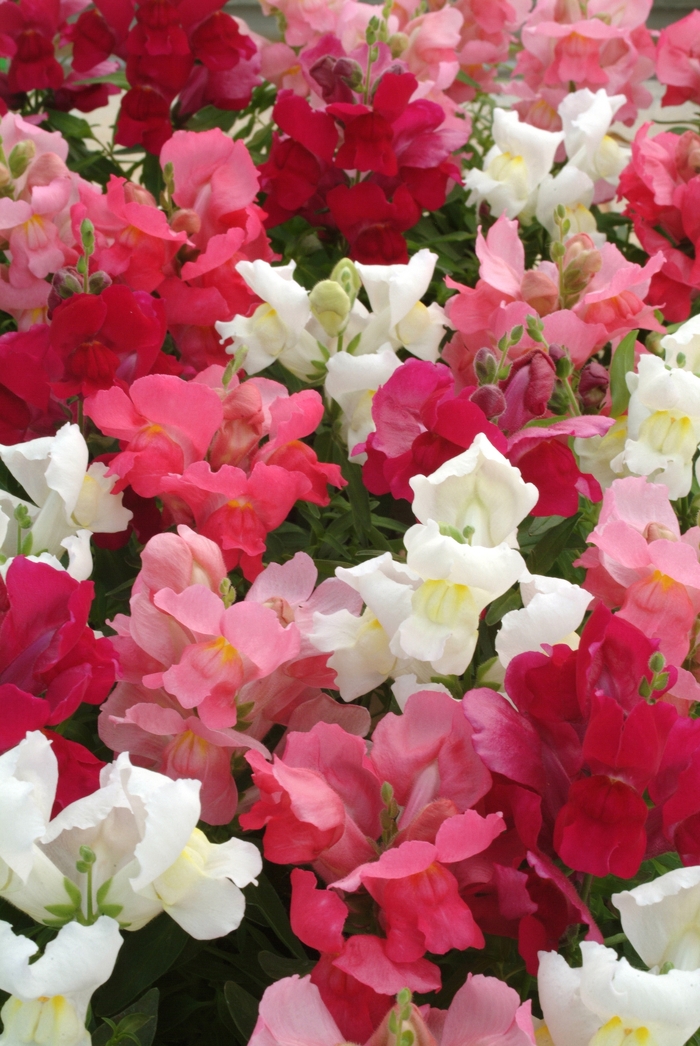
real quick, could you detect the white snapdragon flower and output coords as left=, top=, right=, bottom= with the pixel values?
left=309, top=553, right=429, bottom=700
left=393, top=520, right=525, bottom=675
left=538, top=942, right=700, bottom=1046
left=0, top=918, right=123, bottom=1046
left=0, top=733, right=261, bottom=941
left=0, top=424, right=131, bottom=580
left=324, top=347, right=402, bottom=461
left=409, top=434, right=538, bottom=547
left=559, top=89, right=629, bottom=184
left=613, top=866, right=700, bottom=972
left=495, top=574, right=593, bottom=668
left=354, top=250, right=446, bottom=361
left=662, top=314, right=700, bottom=376
left=611, top=355, right=700, bottom=499
left=535, top=164, right=598, bottom=241
left=573, top=419, right=629, bottom=490
left=217, top=261, right=321, bottom=379
left=465, top=108, right=564, bottom=220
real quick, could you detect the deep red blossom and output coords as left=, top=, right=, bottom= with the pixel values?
left=0, top=559, right=117, bottom=750
left=115, top=85, right=173, bottom=154
left=360, top=358, right=507, bottom=502
left=48, top=285, right=167, bottom=398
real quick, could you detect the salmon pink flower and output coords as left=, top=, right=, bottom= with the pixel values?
left=159, top=460, right=311, bottom=577
left=84, top=374, right=224, bottom=498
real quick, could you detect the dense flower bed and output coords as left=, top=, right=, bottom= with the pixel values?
left=3, top=1, right=700, bottom=1045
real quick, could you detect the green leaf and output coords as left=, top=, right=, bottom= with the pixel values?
left=485, top=587, right=523, bottom=626
left=609, top=329, right=638, bottom=418
left=92, top=915, right=187, bottom=1016
left=43, top=904, right=79, bottom=919
left=96, top=878, right=113, bottom=906
left=45, top=110, right=94, bottom=139
left=223, top=981, right=259, bottom=1043
left=244, top=872, right=306, bottom=960
left=63, top=877, right=83, bottom=908
left=185, top=106, right=237, bottom=132
left=527, top=514, right=582, bottom=576
left=73, top=70, right=129, bottom=89
left=256, top=951, right=315, bottom=980
left=92, top=989, right=159, bottom=1046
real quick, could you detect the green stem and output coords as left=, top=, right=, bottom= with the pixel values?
left=561, top=375, right=581, bottom=416
left=579, top=872, right=594, bottom=906
left=85, top=862, right=95, bottom=923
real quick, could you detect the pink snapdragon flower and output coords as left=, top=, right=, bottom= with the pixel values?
left=249, top=971, right=535, bottom=1046
left=84, top=373, right=224, bottom=498
left=160, top=460, right=311, bottom=577
left=577, top=476, right=700, bottom=668
left=75, top=175, right=187, bottom=293
left=515, top=0, right=655, bottom=126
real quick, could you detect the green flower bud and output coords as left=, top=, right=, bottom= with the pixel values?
left=309, top=279, right=352, bottom=337
left=330, top=257, right=361, bottom=304
left=8, top=139, right=35, bottom=179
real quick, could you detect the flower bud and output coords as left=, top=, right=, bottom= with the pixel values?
left=470, top=383, right=506, bottom=419
left=87, top=270, right=113, bottom=295
left=8, top=138, right=35, bottom=179
left=309, top=279, right=352, bottom=337
left=644, top=522, right=677, bottom=543
left=474, top=346, right=499, bottom=385
left=330, top=257, right=361, bottom=304
left=547, top=342, right=566, bottom=363
left=562, top=233, right=600, bottom=274
left=676, top=131, right=700, bottom=183
left=123, top=181, right=156, bottom=206
left=0, top=163, right=11, bottom=189
left=578, top=359, right=609, bottom=410
left=25, top=151, right=69, bottom=188
left=334, top=57, right=364, bottom=90
left=521, top=269, right=559, bottom=316
left=388, top=31, right=409, bottom=57
left=49, top=267, right=83, bottom=304
left=170, top=208, right=201, bottom=235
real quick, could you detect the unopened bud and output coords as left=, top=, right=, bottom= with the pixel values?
left=644, top=522, right=677, bottom=543
left=649, top=651, right=665, bottom=674
left=547, top=342, right=566, bottom=363
left=50, top=267, right=83, bottom=301
left=578, top=359, right=608, bottom=409
left=555, top=354, right=573, bottom=379
left=87, top=270, right=112, bottom=295
left=470, top=384, right=506, bottom=419
left=123, top=181, right=156, bottom=207
left=330, top=257, right=361, bottom=304
left=388, top=31, right=409, bottom=57
left=562, top=233, right=602, bottom=281
left=310, top=279, right=352, bottom=337
left=334, top=57, right=364, bottom=90
left=25, top=150, right=68, bottom=189
left=0, top=163, right=11, bottom=189
left=8, top=138, right=35, bottom=179
left=80, top=218, right=95, bottom=256
left=474, top=346, right=499, bottom=385
left=521, top=269, right=559, bottom=316
left=676, top=131, right=700, bottom=183
left=170, top=208, right=201, bottom=235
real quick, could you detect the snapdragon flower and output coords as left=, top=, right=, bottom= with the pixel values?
left=611, top=355, right=700, bottom=499
left=614, top=866, right=700, bottom=972
left=0, top=917, right=123, bottom=1046
left=409, top=434, right=538, bottom=547
left=538, top=942, right=700, bottom=1046
left=0, top=423, right=131, bottom=580
left=465, top=109, right=564, bottom=220
left=0, top=733, right=261, bottom=940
